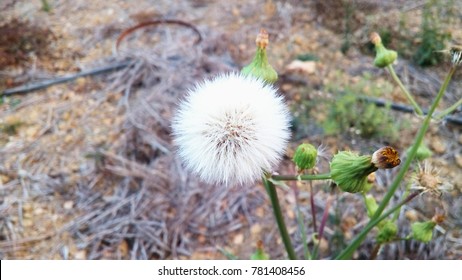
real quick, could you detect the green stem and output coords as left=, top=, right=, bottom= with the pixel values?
left=387, top=65, right=424, bottom=116
left=336, top=66, right=456, bottom=260
left=263, top=177, right=297, bottom=260
left=435, top=98, right=462, bottom=120
left=271, top=173, right=331, bottom=181
left=336, top=191, right=420, bottom=260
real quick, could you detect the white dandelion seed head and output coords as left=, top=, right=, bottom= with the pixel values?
left=172, top=72, right=291, bottom=186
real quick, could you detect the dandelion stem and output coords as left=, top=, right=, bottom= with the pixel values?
left=271, top=173, right=331, bottom=181
left=336, top=66, right=456, bottom=260
left=263, top=177, right=297, bottom=260
left=435, top=97, right=462, bottom=120
left=387, top=65, right=424, bottom=116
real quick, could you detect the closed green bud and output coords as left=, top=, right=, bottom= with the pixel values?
left=293, top=143, right=317, bottom=171
left=241, top=29, right=278, bottom=84
left=374, top=45, right=397, bottom=68
left=370, top=32, right=397, bottom=68
left=330, top=151, right=377, bottom=193
left=376, top=220, right=398, bottom=244
left=250, top=240, right=269, bottom=260
left=364, top=194, right=378, bottom=218
left=410, top=221, right=436, bottom=243
left=406, top=143, right=432, bottom=161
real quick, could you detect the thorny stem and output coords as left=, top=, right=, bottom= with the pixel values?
left=263, top=177, right=297, bottom=260
left=336, top=66, right=456, bottom=260
left=435, top=98, right=462, bottom=120
left=271, top=173, right=331, bottom=181
left=387, top=65, right=424, bottom=116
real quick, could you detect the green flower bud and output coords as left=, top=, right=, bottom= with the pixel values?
left=293, top=143, right=317, bottom=171
left=406, top=143, right=432, bottom=161
left=410, top=221, right=436, bottom=243
left=376, top=220, right=398, bottom=244
left=364, top=194, right=378, bottom=218
left=370, top=32, right=397, bottom=68
left=241, top=29, right=278, bottom=84
left=250, top=240, right=269, bottom=260
left=330, top=151, right=377, bottom=193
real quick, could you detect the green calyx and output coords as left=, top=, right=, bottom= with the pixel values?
left=241, top=29, right=278, bottom=84
left=241, top=47, right=278, bottom=83
left=330, top=151, right=378, bottom=193
left=293, top=143, right=317, bottom=171
left=374, top=43, right=398, bottom=68
left=410, top=221, right=436, bottom=243
left=376, top=220, right=398, bottom=244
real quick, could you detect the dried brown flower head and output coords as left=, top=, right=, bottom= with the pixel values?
left=411, top=162, right=453, bottom=197
left=256, top=29, right=269, bottom=49
left=431, top=214, right=445, bottom=224
left=370, top=32, right=382, bottom=45
left=371, top=146, right=401, bottom=169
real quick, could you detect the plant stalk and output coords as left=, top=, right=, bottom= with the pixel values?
left=271, top=173, right=331, bottom=181
left=387, top=65, right=424, bottom=116
left=263, top=177, right=297, bottom=260
left=435, top=97, right=462, bottom=120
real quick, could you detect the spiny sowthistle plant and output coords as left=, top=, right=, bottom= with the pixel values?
left=171, top=30, right=459, bottom=260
